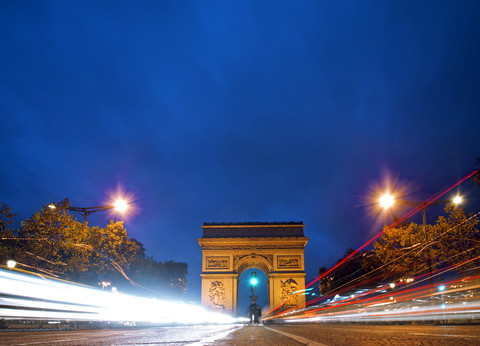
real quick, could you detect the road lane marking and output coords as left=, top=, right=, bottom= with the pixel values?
left=263, top=326, right=327, bottom=346
left=410, top=332, right=479, bottom=338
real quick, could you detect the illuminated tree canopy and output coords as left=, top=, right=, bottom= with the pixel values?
left=319, top=205, right=480, bottom=296
left=0, top=199, right=187, bottom=297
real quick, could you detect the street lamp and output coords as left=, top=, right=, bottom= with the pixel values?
left=379, top=193, right=462, bottom=224
left=379, top=193, right=462, bottom=286
left=7, top=260, right=16, bottom=269
left=249, top=272, right=258, bottom=303
left=379, top=194, right=395, bottom=209
left=48, top=198, right=129, bottom=224
left=249, top=274, right=259, bottom=287
left=452, top=195, right=462, bottom=205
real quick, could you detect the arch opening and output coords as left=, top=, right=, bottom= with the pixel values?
left=238, top=268, right=268, bottom=317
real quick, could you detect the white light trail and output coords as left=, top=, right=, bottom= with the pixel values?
left=0, top=269, right=242, bottom=325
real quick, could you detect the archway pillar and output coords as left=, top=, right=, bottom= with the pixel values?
left=201, top=273, right=238, bottom=314
left=268, top=272, right=306, bottom=312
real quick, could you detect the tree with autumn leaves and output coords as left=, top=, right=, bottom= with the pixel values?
left=473, top=157, right=480, bottom=187
left=319, top=204, right=479, bottom=295
left=0, top=203, right=16, bottom=263
left=318, top=158, right=480, bottom=296
left=0, top=199, right=187, bottom=297
left=373, top=204, right=479, bottom=280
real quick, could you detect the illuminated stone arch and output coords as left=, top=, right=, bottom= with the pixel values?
left=198, top=222, right=308, bottom=315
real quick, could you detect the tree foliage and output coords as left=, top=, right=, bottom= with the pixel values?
left=473, top=157, right=480, bottom=186
left=1, top=199, right=188, bottom=297
left=128, top=258, right=188, bottom=297
left=373, top=222, right=429, bottom=280
left=85, top=221, right=143, bottom=282
left=321, top=205, right=480, bottom=295
left=0, top=203, right=16, bottom=231
left=16, top=199, right=89, bottom=278
left=0, top=203, right=17, bottom=264
left=319, top=248, right=372, bottom=295
left=431, top=205, right=480, bottom=272
left=373, top=205, right=479, bottom=281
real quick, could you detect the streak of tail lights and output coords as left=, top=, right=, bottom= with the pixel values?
left=0, top=268, right=244, bottom=325
left=267, top=170, right=480, bottom=320
left=265, top=262, right=480, bottom=323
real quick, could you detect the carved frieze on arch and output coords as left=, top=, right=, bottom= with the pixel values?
left=280, top=278, right=299, bottom=307
left=205, top=256, right=230, bottom=270
left=208, top=281, right=226, bottom=309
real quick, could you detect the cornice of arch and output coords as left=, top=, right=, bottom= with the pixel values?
left=198, top=237, right=308, bottom=250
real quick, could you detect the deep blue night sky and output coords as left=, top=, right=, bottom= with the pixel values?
left=1, top=1, right=480, bottom=306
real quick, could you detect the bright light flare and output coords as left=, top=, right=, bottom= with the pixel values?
left=379, top=193, right=395, bottom=209
left=0, top=269, right=241, bottom=325
left=113, top=199, right=128, bottom=213
left=453, top=195, right=462, bottom=205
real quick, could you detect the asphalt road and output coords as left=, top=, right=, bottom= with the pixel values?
left=1, top=323, right=480, bottom=345
left=0, top=325, right=242, bottom=345
left=219, top=324, right=480, bottom=345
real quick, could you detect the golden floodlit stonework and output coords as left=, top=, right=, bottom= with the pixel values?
left=198, top=222, right=308, bottom=315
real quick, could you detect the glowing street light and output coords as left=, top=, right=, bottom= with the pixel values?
left=249, top=272, right=258, bottom=303
left=7, top=260, right=16, bottom=269
left=452, top=195, right=462, bottom=205
left=48, top=198, right=130, bottom=224
left=249, top=276, right=259, bottom=287
left=379, top=193, right=462, bottom=211
left=113, top=199, right=128, bottom=213
left=379, top=193, right=395, bottom=209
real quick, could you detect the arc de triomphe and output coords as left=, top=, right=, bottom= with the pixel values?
left=198, top=222, right=308, bottom=315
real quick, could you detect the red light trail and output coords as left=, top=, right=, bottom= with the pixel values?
left=267, top=169, right=479, bottom=318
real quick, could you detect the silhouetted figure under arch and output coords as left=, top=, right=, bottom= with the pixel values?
left=248, top=301, right=261, bottom=323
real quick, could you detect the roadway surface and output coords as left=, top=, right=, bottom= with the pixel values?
left=1, top=323, right=480, bottom=345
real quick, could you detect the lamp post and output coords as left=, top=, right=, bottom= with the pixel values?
left=249, top=272, right=258, bottom=302
left=48, top=199, right=129, bottom=225
left=379, top=193, right=462, bottom=287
